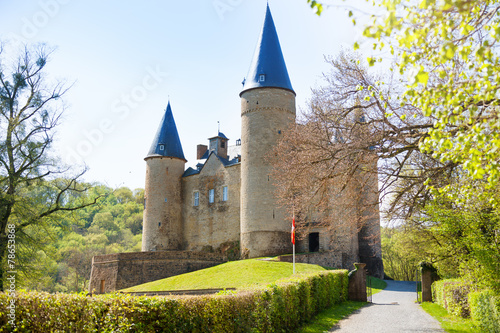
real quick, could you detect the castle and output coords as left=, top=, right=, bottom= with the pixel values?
left=89, top=5, right=383, bottom=294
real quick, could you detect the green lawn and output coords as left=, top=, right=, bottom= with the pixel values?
left=368, top=276, right=387, bottom=295
left=122, top=259, right=329, bottom=292
left=421, top=302, right=478, bottom=333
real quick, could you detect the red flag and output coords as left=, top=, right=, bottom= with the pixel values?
left=291, top=215, right=296, bottom=245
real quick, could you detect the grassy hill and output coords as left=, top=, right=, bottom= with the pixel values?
left=122, top=259, right=330, bottom=292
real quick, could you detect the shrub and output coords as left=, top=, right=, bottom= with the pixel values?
left=469, top=290, right=500, bottom=333
left=432, top=279, right=471, bottom=318
left=0, top=270, right=348, bottom=332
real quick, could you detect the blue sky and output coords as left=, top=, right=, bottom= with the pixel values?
left=0, top=0, right=375, bottom=190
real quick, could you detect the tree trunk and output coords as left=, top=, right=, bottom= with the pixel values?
left=0, top=196, right=15, bottom=292
left=0, top=233, right=8, bottom=292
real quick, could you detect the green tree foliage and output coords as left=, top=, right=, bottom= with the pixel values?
left=381, top=227, right=420, bottom=281
left=421, top=192, right=500, bottom=293
left=0, top=43, right=102, bottom=291
left=306, top=0, right=324, bottom=15
left=361, top=1, right=500, bottom=201
left=301, top=1, right=500, bottom=291
left=381, top=225, right=461, bottom=281
left=41, top=185, right=144, bottom=293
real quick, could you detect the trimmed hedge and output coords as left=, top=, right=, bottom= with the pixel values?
left=0, top=270, right=348, bottom=332
left=432, top=279, right=471, bottom=318
left=469, top=290, right=500, bottom=333
left=432, top=279, right=500, bottom=332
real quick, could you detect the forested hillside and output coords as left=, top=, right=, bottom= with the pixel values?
left=20, top=186, right=144, bottom=293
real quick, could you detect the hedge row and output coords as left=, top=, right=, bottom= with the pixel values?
left=433, top=279, right=500, bottom=333
left=469, top=290, right=500, bottom=333
left=0, top=270, right=348, bottom=332
left=432, top=279, right=471, bottom=318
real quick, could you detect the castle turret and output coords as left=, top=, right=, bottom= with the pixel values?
left=240, top=5, right=296, bottom=258
left=142, top=102, right=186, bottom=252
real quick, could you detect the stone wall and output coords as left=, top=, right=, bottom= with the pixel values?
left=88, top=251, right=225, bottom=293
left=355, top=155, right=384, bottom=279
left=296, top=224, right=335, bottom=253
left=277, top=251, right=342, bottom=269
left=182, top=156, right=241, bottom=252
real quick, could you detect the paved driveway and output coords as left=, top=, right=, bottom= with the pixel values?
left=330, top=280, right=444, bottom=332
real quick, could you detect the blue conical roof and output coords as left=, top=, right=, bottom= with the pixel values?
left=240, top=4, right=295, bottom=96
left=146, top=102, right=186, bottom=160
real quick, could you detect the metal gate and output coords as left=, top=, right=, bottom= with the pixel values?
left=415, top=268, right=422, bottom=303
left=367, top=276, right=373, bottom=303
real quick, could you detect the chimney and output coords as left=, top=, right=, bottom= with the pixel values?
left=197, top=144, right=208, bottom=159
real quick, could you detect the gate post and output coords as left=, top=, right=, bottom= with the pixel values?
left=348, top=263, right=367, bottom=302
left=420, top=262, right=439, bottom=302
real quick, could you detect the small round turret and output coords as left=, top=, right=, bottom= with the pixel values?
left=142, top=102, right=186, bottom=252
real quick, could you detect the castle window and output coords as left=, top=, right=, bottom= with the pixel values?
left=221, top=140, right=225, bottom=148
left=236, top=139, right=241, bottom=146
left=209, top=189, right=215, bottom=203
left=193, top=192, right=199, bottom=206
left=159, top=144, right=165, bottom=151
left=222, top=186, right=228, bottom=201
left=259, top=74, right=266, bottom=82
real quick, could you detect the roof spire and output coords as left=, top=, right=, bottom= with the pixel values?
left=146, top=101, right=186, bottom=160
left=240, top=4, right=295, bottom=96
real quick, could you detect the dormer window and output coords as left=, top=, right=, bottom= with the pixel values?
left=259, top=74, right=266, bottom=82
left=159, top=144, right=165, bottom=151
left=221, top=140, right=225, bottom=148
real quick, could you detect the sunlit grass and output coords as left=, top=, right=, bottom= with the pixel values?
left=368, top=276, right=387, bottom=295
left=122, top=259, right=329, bottom=292
left=421, top=302, right=477, bottom=333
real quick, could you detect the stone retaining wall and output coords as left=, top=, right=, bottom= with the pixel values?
left=122, top=288, right=236, bottom=296
left=277, top=251, right=342, bottom=269
left=89, top=251, right=225, bottom=293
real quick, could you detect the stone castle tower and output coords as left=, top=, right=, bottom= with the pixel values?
left=89, top=4, right=383, bottom=294
left=240, top=5, right=296, bottom=258
left=142, top=102, right=185, bottom=252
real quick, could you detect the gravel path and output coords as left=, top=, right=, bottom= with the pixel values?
left=329, top=280, right=444, bottom=332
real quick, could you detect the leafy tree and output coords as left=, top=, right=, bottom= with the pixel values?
left=271, top=51, right=455, bottom=234
left=46, top=185, right=143, bottom=292
left=360, top=1, right=500, bottom=202
left=381, top=227, right=420, bottom=281
left=133, top=188, right=145, bottom=205
left=0, top=43, right=101, bottom=291
left=305, top=0, right=500, bottom=193
left=115, top=187, right=134, bottom=204
left=419, top=191, right=500, bottom=292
